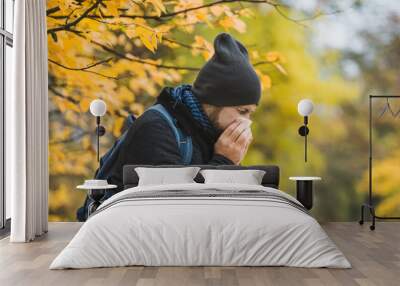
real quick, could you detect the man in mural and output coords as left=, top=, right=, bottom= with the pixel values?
left=112, top=33, right=260, bottom=169
left=77, top=33, right=261, bottom=221
left=111, top=33, right=260, bottom=169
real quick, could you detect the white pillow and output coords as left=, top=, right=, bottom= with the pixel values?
left=200, top=169, right=266, bottom=185
left=135, top=167, right=201, bottom=186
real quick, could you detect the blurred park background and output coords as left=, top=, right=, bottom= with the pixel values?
left=46, top=0, right=400, bottom=221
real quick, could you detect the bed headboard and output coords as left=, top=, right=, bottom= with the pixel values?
left=123, top=164, right=280, bottom=189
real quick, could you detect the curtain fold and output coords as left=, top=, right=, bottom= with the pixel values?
left=9, top=0, right=49, bottom=242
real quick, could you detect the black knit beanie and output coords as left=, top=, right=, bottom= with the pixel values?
left=192, top=33, right=261, bottom=107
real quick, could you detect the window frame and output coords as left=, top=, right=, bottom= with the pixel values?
left=0, top=0, right=14, bottom=235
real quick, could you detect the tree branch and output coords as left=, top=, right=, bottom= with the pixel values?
left=49, top=86, right=79, bottom=104
left=48, top=58, right=121, bottom=80
left=89, top=38, right=201, bottom=71
left=46, top=6, right=60, bottom=16
left=272, top=3, right=348, bottom=27
left=50, top=34, right=264, bottom=74
left=253, top=60, right=275, bottom=66
left=120, top=0, right=284, bottom=20
left=47, top=0, right=284, bottom=31
left=47, top=0, right=344, bottom=35
left=49, top=86, right=128, bottom=118
left=47, top=0, right=103, bottom=34
left=51, top=57, right=114, bottom=70
left=163, top=37, right=210, bottom=51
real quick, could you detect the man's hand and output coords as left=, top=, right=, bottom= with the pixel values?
left=214, top=118, right=253, bottom=165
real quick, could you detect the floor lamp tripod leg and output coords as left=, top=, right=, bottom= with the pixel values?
left=359, top=204, right=364, bottom=225
left=370, top=207, right=376, bottom=231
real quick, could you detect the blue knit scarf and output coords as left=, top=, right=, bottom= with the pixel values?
left=170, top=84, right=213, bottom=131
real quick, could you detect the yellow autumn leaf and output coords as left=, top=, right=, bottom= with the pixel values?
left=105, top=1, right=120, bottom=17
left=195, top=10, right=207, bottom=21
left=113, top=117, right=125, bottom=137
left=151, top=32, right=158, bottom=50
left=264, top=51, right=286, bottom=63
left=65, top=101, right=80, bottom=112
left=238, top=8, right=254, bottom=18
left=261, top=74, right=272, bottom=90
left=81, top=135, right=91, bottom=150
left=265, top=51, right=281, bottom=62
left=125, top=29, right=136, bottom=39
left=201, top=51, right=211, bottom=60
left=147, top=0, right=166, bottom=17
left=232, top=17, right=246, bottom=33
left=219, top=16, right=234, bottom=30
left=156, top=31, right=163, bottom=43
left=129, top=103, right=145, bottom=115
left=252, top=50, right=260, bottom=59
left=273, top=62, right=288, bottom=76
left=210, top=5, right=225, bottom=17
left=136, top=26, right=156, bottom=52
left=79, top=97, right=92, bottom=112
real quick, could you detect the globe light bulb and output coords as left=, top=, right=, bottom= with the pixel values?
left=90, top=99, right=107, bottom=117
left=298, top=99, right=314, bottom=116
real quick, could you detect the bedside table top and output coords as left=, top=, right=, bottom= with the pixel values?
left=77, top=184, right=117, bottom=190
left=77, top=179, right=118, bottom=190
left=289, top=176, right=321, bottom=181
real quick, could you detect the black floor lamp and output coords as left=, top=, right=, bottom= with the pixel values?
left=359, top=95, right=400, bottom=230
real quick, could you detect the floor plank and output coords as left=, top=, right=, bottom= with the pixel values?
left=0, top=222, right=399, bottom=286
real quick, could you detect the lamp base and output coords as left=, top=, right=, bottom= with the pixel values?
left=95, top=125, right=106, bottom=136
left=298, top=126, right=309, bottom=136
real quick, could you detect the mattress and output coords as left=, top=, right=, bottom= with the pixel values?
left=50, top=183, right=351, bottom=269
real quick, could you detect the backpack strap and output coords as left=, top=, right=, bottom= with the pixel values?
left=95, top=114, right=136, bottom=179
left=147, top=104, right=193, bottom=165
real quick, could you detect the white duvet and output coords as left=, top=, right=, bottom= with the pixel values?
left=50, top=183, right=351, bottom=269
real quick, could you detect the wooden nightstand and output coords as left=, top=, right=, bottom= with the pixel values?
left=289, top=177, right=321, bottom=210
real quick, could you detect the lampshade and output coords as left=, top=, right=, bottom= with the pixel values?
left=298, top=99, right=314, bottom=116
left=90, top=99, right=107, bottom=117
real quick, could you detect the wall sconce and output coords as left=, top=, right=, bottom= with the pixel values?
left=297, top=99, right=314, bottom=162
left=90, top=99, right=107, bottom=162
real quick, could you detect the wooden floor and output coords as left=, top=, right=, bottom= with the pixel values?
left=0, top=222, right=399, bottom=286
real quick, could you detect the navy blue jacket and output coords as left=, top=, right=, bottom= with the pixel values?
left=106, top=87, right=234, bottom=192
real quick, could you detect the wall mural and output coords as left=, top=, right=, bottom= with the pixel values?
left=46, top=0, right=400, bottom=221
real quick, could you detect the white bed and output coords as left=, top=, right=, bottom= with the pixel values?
left=50, top=183, right=351, bottom=269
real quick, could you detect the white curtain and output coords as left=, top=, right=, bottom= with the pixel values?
left=8, top=0, right=49, bottom=242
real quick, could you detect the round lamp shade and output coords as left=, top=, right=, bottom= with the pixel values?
left=297, top=99, right=314, bottom=116
left=90, top=99, right=107, bottom=117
